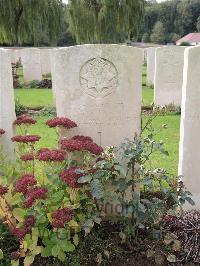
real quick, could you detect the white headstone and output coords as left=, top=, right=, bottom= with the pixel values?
left=154, top=46, right=185, bottom=107
left=0, top=49, right=16, bottom=159
left=179, top=45, right=200, bottom=209
left=147, top=47, right=156, bottom=86
left=40, top=49, right=51, bottom=75
left=52, top=44, right=142, bottom=147
left=50, top=49, right=57, bottom=103
left=11, top=49, right=20, bottom=64
left=21, top=48, right=42, bottom=83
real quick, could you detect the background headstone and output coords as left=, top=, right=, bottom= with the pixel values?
left=40, top=48, right=51, bottom=75
left=11, top=49, right=21, bottom=64
left=0, top=49, right=16, bottom=159
left=52, top=44, right=142, bottom=147
left=179, top=45, right=200, bottom=210
left=21, top=48, right=42, bottom=83
left=154, top=46, right=185, bottom=107
left=147, top=47, right=156, bottom=86
left=50, top=49, right=57, bottom=103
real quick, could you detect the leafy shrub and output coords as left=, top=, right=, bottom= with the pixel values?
left=37, top=79, right=52, bottom=89
left=36, top=106, right=57, bottom=116
left=0, top=115, right=194, bottom=265
left=28, top=80, right=40, bottom=88
left=15, top=99, right=27, bottom=116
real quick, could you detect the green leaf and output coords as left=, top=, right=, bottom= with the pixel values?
left=13, top=208, right=26, bottom=222
left=24, top=255, right=35, bottom=266
left=73, top=234, right=79, bottom=246
left=0, top=249, right=3, bottom=259
left=52, top=191, right=64, bottom=203
left=57, top=250, right=66, bottom=262
left=41, top=246, right=52, bottom=257
left=114, top=165, right=127, bottom=176
left=77, top=175, right=92, bottom=184
left=52, top=244, right=60, bottom=257
left=11, top=260, right=19, bottom=266
left=60, top=241, right=75, bottom=252
left=117, top=178, right=128, bottom=192
left=185, top=197, right=195, bottom=206
left=90, top=179, right=104, bottom=199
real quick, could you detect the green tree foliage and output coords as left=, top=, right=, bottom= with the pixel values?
left=150, top=21, right=165, bottom=44
left=67, top=0, right=145, bottom=44
left=0, top=0, right=63, bottom=46
left=142, top=0, right=200, bottom=43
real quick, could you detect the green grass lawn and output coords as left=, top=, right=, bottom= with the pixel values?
left=142, top=114, right=180, bottom=176
left=15, top=89, right=53, bottom=107
left=14, top=65, right=180, bottom=177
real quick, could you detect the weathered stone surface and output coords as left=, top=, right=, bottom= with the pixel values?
left=154, top=46, right=185, bottom=106
left=0, top=49, right=16, bottom=158
left=147, top=47, right=156, bottom=86
left=21, top=48, right=42, bottom=83
left=52, top=44, right=142, bottom=147
left=179, top=45, right=200, bottom=210
left=50, top=49, right=57, bottom=103
left=40, top=48, right=51, bottom=75
left=11, top=49, right=21, bottom=64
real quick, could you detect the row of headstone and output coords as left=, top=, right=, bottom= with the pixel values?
left=178, top=45, right=200, bottom=209
left=146, top=46, right=186, bottom=107
left=20, top=48, right=51, bottom=83
left=0, top=44, right=199, bottom=208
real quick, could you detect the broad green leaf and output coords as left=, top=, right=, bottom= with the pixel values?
left=52, top=244, right=60, bottom=257
left=60, top=241, right=75, bottom=252
left=57, top=250, right=66, bottom=262
left=73, top=234, right=79, bottom=246
left=0, top=249, right=3, bottom=259
left=68, top=219, right=79, bottom=229
left=114, top=165, right=127, bottom=176
left=13, top=208, right=26, bottom=222
left=41, top=246, right=52, bottom=257
left=90, top=179, right=104, bottom=199
left=24, top=255, right=35, bottom=266
left=11, top=260, right=19, bottom=266
left=185, top=197, right=195, bottom=206
left=32, top=246, right=42, bottom=255
left=77, top=175, right=92, bottom=184
left=10, top=193, right=22, bottom=205
left=52, top=191, right=64, bottom=203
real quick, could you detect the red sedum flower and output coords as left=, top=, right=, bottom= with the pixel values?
left=0, top=129, right=5, bottom=135
left=24, top=215, right=36, bottom=228
left=11, top=135, right=41, bottom=144
left=0, top=185, right=8, bottom=196
left=46, top=117, right=77, bottom=129
left=20, top=153, right=34, bottom=162
left=15, top=174, right=37, bottom=194
left=23, top=187, right=48, bottom=208
left=61, top=137, right=103, bottom=155
left=51, top=208, right=73, bottom=228
left=71, top=135, right=93, bottom=142
left=12, top=227, right=28, bottom=240
left=37, top=148, right=66, bottom=162
left=14, top=115, right=36, bottom=126
left=60, top=167, right=83, bottom=188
